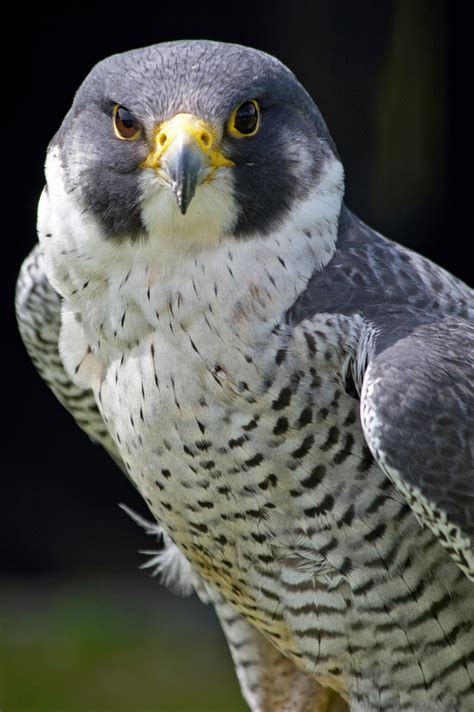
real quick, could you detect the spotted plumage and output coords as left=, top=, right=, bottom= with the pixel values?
left=17, top=40, right=474, bottom=711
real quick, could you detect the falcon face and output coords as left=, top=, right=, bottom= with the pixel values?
left=53, top=40, right=338, bottom=244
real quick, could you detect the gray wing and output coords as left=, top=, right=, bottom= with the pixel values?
left=286, top=207, right=474, bottom=579
left=287, top=207, right=472, bottom=323
left=15, top=243, right=120, bottom=465
left=360, top=316, right=474, bottom=580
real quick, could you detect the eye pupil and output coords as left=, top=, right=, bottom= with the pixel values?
left=114, top=105, right=140, bottom=139
left=233, top=101, right=259, bottom=135
left=120, top=112, right=133, bottom=128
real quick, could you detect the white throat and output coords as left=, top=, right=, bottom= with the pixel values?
left=38, top=149, right=344, bottom=385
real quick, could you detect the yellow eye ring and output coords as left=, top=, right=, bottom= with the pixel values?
left=228, top=100, right=260, bottom=138
left=113, top=104, right=141, bottom=141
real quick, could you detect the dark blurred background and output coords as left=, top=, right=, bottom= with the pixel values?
left=2, top=1, right=471, bottom=710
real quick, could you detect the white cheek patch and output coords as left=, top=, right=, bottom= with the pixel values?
left=274, top=157, right=345, bottom=272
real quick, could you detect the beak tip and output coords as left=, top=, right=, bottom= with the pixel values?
left=173, top=188, right=191, bottom=215
left=173, top=182, right=196, bottom=216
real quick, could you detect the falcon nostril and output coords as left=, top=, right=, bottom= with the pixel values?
left=158, top=132, right=167, bottom=147
left=200, top=131, right=211, bottom=148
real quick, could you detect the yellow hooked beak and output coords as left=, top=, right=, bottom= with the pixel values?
left=140, top=113, right=235, bottom=214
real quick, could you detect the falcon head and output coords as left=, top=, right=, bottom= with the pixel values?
left=50, top=40, right=343, bottom=248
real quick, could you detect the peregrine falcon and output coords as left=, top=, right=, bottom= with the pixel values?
left=16, top=40, right=474, bottom=712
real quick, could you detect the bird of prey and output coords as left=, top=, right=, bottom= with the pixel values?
left=16, top=40, right=473, bottom=712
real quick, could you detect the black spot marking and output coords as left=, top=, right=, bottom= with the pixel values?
left=259, top=587, right=280, bottom=604
left=242, top=416, right=259, bottom=432
left=275, top=348, right=287, bottom=365
left=297, top=406, right=312, bottom=429
left=343, top=408, right=357, bottom=426
left=339, top=557, right=352, bottom=575
left=364, top=523, right=387, bottom=543
left=246, top=508, right=267, bottom=520
left=197, top=500, right=214, bottom=509
left=291, top=434, right=315, bottom=459
left=242, top=485, right=256, bottom=495
left=273, top=417, right=289, bottom=435
left=266, top=272, right=276, bottom=288
left=195, top=439, right=212, bottom=451
left=301, top=464, right=326, bottom=488
left=303, top=331, right=316, bottom=354
left=290, top=488, right=303, bottom=497
left=366, top=493, right=387, bottom=515
left=190, top=522, right=208, bottom=533
left=304, top=493, right=334, bottom=517
left=229, top=435, right=248, bottom=449
left=321, top=426, right=340, bottom=451
left=319, top=538, right=337, bottom=557
left=272, top=387, right=292, bottom=411
left=357, top=445, right=374, bottom=472
left=189, top=337, right=200, bottom=354
left=333, top=433, right=355, bottom=465
left=353, top=578, right=375, bottom=596
left=341, top=504, right=355, bottom=527
left=244, top=453, right=264, bottom=469
left=258, top=474, right=278, bottom=490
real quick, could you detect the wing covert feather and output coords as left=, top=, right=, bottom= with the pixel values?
left=360, top=317, right=474, bottom=579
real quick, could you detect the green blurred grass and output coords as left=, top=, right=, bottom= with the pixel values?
left=0, top=579, right=245, bottom=712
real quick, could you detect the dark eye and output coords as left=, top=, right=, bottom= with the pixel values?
left=229, top=100, right=260, bottom=137
left=113, top=105, right=141, bottom=140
